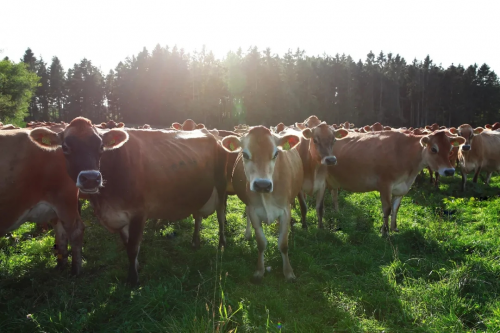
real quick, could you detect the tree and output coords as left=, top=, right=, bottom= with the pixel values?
left=48, top=56, right=66, bottom=120
left=0, top=59, right=39, bottom=125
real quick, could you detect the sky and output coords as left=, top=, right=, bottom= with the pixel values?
left=1, top=0, right=499, bottom=74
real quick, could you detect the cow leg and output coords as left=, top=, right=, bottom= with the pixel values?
left=122, top=216, right=146, bottom=286
left=215, top=192, right=227, bottom=249
left=247, top=206, right=266, bottom=283
left=68, top=218, right=84, bottom=276
left=379, top=189, right=392, bottom=237
left=485, top=172, right=493, bottom=185
left=461, top=167, right=467, bottom=191
left=434, top=172, right=440, bottom=187
left=428, top=167, right=434, bottom=184
left=244, top=215, right=252, bottom=241
left=472, top=166, right=482, bottom=183
left=297, top=191, right=308, bottom=229
left=192, top=213, right=202, bottom=249
left=390, top=196, right=403, bottom=232
left=331, top=188, right=339, bottom=212
left=54, top=220, right=69, bottom=270
left=316, top=185, right=327, bottom=229
left=279, top=206, right=295, bottom=281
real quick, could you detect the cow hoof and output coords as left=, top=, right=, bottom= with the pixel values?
left=252, top=272, right=264, bottom=284
left=391, top=228, right=400, bottom=233
left=191, top=242, right=201, bottom=250
left=301, top=223, right=308, bottom=230
left=285, top=273, right=296, bottom=282
left=380, top=227, right=388, bottom=237
left=318, top=223, right=324, bottom=229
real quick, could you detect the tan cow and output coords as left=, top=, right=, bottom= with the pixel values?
left=172, top=119, right=205, bottom=131
left=327, top=130, right=465, bottom=235
left=294, top=120, right=348, bottom=228
left=221, top=126, right=303, bottom=282
left=451, top=124, right=500, bottom=191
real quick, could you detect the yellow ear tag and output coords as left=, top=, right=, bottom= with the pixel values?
left=229, top=143, right=235, bottom=151
left=108, top=139, right=116, bottom=146
left=453, top=141, right=459, bottom=147
left=282, top=141, right=291, bottom=150
left=41, top=136, right=51, bottom=146
left=336, top=132, right=342, bottom=138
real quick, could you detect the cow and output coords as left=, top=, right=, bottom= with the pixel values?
left=172, top=119, right=205, bottom=131
left=28, top=117, right=228, bottom=285
left=327, top=130, right=465, bottom=236
left=1, top=128, right=84, bottom=274
left=220, top=126, right=303, bottom=282
left=0, top=124, right=19, bottom=130
left=293, top=120, right=348, bottom=228
left=96, top=120, right=125, bottom=129
left=451, top=124, right=500, bottom=191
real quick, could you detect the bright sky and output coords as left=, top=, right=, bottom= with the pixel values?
left=1, top=0, right=499, bottom=74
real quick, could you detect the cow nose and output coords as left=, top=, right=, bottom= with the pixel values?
left=462, top=145, right=471, bottom=151
left=77, top=171, right=102, bottom=190
left=444, top=168, right=455, bottom=177
left=253, top=179, right=273, bottom=193
left=323, top=156, right=337, bottom=166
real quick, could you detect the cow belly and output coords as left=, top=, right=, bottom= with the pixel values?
left=6, top=201, right=57, bottom=233
left=197, top=187, right=219, bottom=218
left=97, top=204, right=131, bottom=232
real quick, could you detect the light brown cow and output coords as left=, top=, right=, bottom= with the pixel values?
left=451, top=124, right=500, bottom=191
left=1, top=128, right=84, bottom=273
left=327, top=130, right=465, bottom=235
left=221, top=126, right=303, bottom=282
left=172, top=119, right=205, bottom=131
left=29, top=117, right=228, bottom=285
left=294, top=120, right=348, bottom=228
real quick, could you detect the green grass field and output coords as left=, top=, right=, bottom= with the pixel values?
left=1, top=171, right=500, bottom=332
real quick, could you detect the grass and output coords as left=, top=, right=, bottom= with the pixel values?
left=1, top=170, right=500, bottom=332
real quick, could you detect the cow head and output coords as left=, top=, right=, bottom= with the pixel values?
left=29, top=117, right=129, bottom=194
left=173, top=119, right=205, bottom=131
left=420, top=130, right=465, bottom=176
left=450, top=124, right=483, bottom=151
left=301, top=122, right=348, bottom=166
left=220, top=126, right=300, bottom=193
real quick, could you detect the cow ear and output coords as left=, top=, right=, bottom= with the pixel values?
left=221, top=135, right=242, bottom=152
left=425, top=126, right=431, bottom=130
left=277, top=134, right=300, bottom=150
left=301, top=128, right=312, bottom=139
left=363, top=125, right=371, bottom=132
left=172, top=122, right=182, bottom=130
left=450, top=136, right=465, bottom=147
left=195, top=123, right=206, bottom=129
left=335, top=129, right=349, bottom=139
left=117, top=122, right=125, bottom=128
left=29, top=128, right=62, bottom=150
left=295, top=122, right=306, bottom=130
left=420, top=136, right=430, bottom=147
left=448, top=127, right=458, bottom=134
left=101, top=129, right=129, bottom=150
left=473, top=127, right=484, bottom=134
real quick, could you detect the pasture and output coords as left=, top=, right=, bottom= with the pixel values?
left=1, top=171, right=499, bottom=332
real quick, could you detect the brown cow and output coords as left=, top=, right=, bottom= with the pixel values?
left=172, top=119, right=205, bottom=131
left=221, top=126, right=303, bottom=282
left=28, top=117, right=228, bottom=285
left=451, top=124, right=500, bottom=191
left=294, top=120, right=348, bottom=228
left=1, top=128, right=84, bottom=273
left=327, top=130, right=465, bottom=235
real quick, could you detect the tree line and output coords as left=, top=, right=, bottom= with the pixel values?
left=2, top=46, right=499, bottom=128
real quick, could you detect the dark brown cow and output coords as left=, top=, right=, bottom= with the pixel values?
left=29, top=117, right=228, bottom=285
left=1, top=128, right=83, bottom=273
left=221, top=126, right=303, bottom=282
left=451, top=124, right=500, bottom=191
left=327, top=130, right=465, bottom=235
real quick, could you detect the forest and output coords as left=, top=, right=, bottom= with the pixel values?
left=2, top=46, right=500, bottom=129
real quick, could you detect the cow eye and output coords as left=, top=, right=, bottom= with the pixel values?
left=62, top=144, right=71, bottom=155
left=431, top=147, right=438, bottom=153
left=242, top=152, right=250, bottom=160
left=273, top=151, right=279, bottom=159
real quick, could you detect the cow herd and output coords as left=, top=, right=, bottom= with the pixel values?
left=1, top=116, right=499, bottom=285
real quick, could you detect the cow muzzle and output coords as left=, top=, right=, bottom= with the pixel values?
left=77, top=170, right=103, bottom=194
left=439, top=168, right=455, bottom=177
left=462, top=145, right=471, bottom=151
left=322, top=156, right=337, bottom=166
left=251, top=178, right=273, bottom=193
